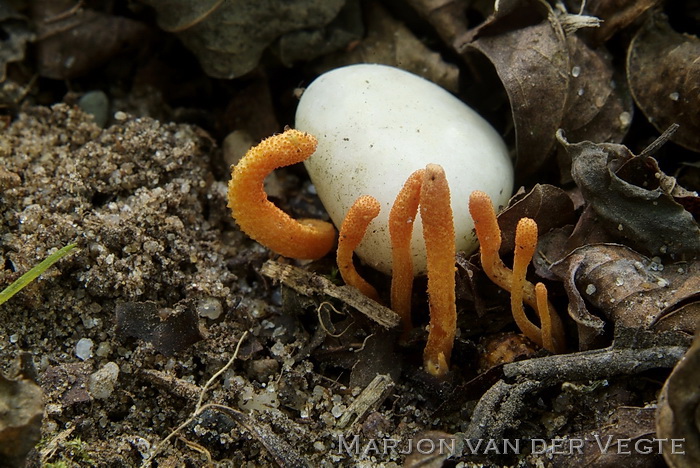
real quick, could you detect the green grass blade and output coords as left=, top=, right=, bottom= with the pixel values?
left=0, top=243, right=78, bottom=306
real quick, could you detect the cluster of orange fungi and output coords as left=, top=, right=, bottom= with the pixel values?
left=228, top=128, right=565, bottom=378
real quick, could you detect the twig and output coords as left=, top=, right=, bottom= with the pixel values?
left=337, top=373, right=395, bottom=429
left=260, top=260, right=400, bottom=328
left=461, top=344, right=687, bottom=445
left=503, top=345, right=687, bottom=382
left=206, top=404, right=308, bottom=468
left=638, top=123, right=680, bottom=158
left=462, top=379, right=544, bottom=442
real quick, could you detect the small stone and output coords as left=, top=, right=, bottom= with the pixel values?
left=196, top=297, right=223, bottom=319
left=270, top=341, right=285, bottom=356
left=78, top=91, right=109, bottom=127
left=619, top=112, right=632, bottom=127
left=88, top=362, right=120, bottom=399
left=331, top=404, right=346, bottom=418
left=223, top=130, right=254, bottom=167
left=75, top=338, right=94, bottom=360
left=95, top=341, right=112, bottom=358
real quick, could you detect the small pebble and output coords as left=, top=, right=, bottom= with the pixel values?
left=223, top=130, right=254, bottom=167
left=88, top=362, right=120, bottom=399
left=76, top=338, right=94, bottom=360
left=196, top=297, right=223, bottom=319
left=78, top=91, right=109, bottom=127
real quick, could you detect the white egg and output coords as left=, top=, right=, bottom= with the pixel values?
left=296, top=64, right=513, bottom=275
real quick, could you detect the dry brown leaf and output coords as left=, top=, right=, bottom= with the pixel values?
left=552, top=407, right=662, bottom=467
left=562, top=35, right=632, bottom=140
left=497, top=184, right=576, bottom=254
left=458, top=1, right=629, bottom=180
left=627, top=14, right=700, bottom=152
left=33, top=0, right=150, bottom=80
left=550, top=244, right=700, bottom=348
left=465, top=15, right=568, bottom=179
left=558, top=132, right=700, bottom=257
left=140, top=0, right=357, bottom=79
left=656, top=332, right=700, bottom=468
left=580, top=0, right=662, bottom=45
left=317, top=2, right=459, bottom=93
left=653, top=302, right=700, bottom=335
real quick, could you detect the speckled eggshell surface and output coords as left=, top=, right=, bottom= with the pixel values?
left=296, top=63, right=513, bottom=275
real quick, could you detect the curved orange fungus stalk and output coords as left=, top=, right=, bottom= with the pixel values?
left=420, top=164, right=457, bottom=378
left=536, top=282, right=565, bottom=354
left=469, top=190, right=566, bottom=354
left=389, top=168, right=425, bottom=335
left=337, top=195, right=382, bottom=302
left=228, top=129, right=336, bottom=260
left=512, top=218, right=546, bottom=348
left=468, top=190, right=511, bottom=291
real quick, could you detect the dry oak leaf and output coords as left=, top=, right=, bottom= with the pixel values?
left=627, top=14, right=700, bottom=152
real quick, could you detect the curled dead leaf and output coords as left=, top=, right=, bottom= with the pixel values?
left=458, top=2, right=629, bottom=180
left=656, top=332, right=700, bottom=468
left=550, top=243, right=700, bottom=349
left=552, top=407, right=662, bottom=467
left=582, top=0, right=662, bottom=45
left=463, top=11, right=568, bottom=179
left=627, top=14, right=700, bottom=152
left=558, top=131, right=700, bottom=257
